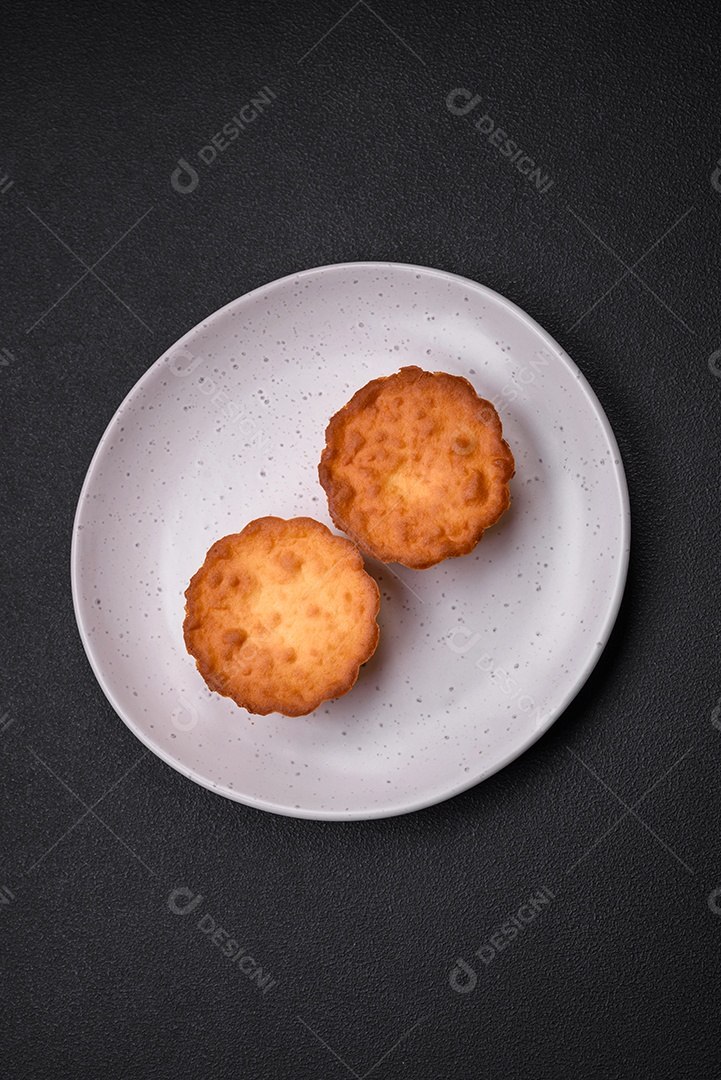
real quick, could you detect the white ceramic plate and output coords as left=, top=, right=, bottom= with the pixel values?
left=72, top=262, right=630, bottom=820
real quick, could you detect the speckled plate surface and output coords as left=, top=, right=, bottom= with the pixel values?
left=71, top=262, right=630, bottom=820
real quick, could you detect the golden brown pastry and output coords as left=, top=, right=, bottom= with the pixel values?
left=183, top=517, right=380, bottom=716
left=318, top=366, right=514, bottom=569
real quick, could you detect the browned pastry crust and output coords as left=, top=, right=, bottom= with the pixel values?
left=318, top=366, right=515, bottom=569
left=183, top=517, right=380, bottom=716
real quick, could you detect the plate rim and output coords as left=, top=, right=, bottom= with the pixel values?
left=71, top=260, right=631, bottom=820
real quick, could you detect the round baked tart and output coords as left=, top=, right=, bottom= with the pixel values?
left=183, top=517, right=380, bottom=717
left=318, top=366, right=515, bottom=570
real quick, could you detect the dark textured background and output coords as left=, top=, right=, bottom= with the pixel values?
left=2, top=1, right=720, bottom=1076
